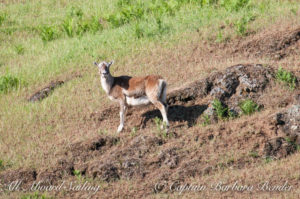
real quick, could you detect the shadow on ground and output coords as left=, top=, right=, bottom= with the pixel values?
left=141, top=104, right=208, bottom=127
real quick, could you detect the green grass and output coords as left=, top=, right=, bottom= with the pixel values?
left=20, top=192, right=52, bottom=199
left=249, top=151, right=259, bottom=158
left=153, top=116, right=168, bottom=138
left=276, top=67, right=297, bottom=90
left=14, top=44, right=25, bottom=55
left=239, top=99, right=260, bottom=115
left=0, top=74, right=21, bottom=94
left=202, top=114, right=211, bottom=126
left=0, top=13, right=6, bottom=26
left=38, top=25, right=59, bottom=42
left=212, top=99, right=228, bottom=119
left=0, top=159, right=4, bottom=171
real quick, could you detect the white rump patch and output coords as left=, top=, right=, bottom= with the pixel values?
left=126, top=96, right=150, bottom=106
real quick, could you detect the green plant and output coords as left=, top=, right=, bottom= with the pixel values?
left=234, top=16, right=247, bottom=36
left=153, top=116, right=168, bottom=137
left=86, top=16, right=103, bottom=34
left=155, top=17, right=170, bottom=36
left=0, top=160, right=4, bottom=170
left=220, top=0, right=251, bottom=12
left=234, top=13, right=255, bottom=36
left=239, top=99, right=259, bottom=115
left=276, top=67, right=297, bottom=90
left=39, top=25, right=59, bottom=42
left=216, top=30, right=223, bottom=42
left=249, top=151, right=259, bottom=158
left=212, top=99, right=228, bottom=119
left=202, top=114, right=211, bottom=126
left=264, top=156, right=273, bottom=164
left=154, top=116, right=163, bottom=132
left=0, top=74, right=20, bottom=94
left=73, top=169, right=82, bottom=180
left=14, top=44, right=25, bottom=55
left=0, top=13, right=6, bottom=26
left=68, top=6, right=83, bottom=18
left=98, top=129, right=108, bottom=135
left=62, top=17, right=75, bottom=37
left=134, top=23, right=144, bottom=38
left=21, top=192, right=52, bottom=199
left=62, top=13, right=102, bottom=37
left=130, top=127, right=138, bottom=137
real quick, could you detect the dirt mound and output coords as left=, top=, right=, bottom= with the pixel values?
left=234, top=26, right=300, bottom=60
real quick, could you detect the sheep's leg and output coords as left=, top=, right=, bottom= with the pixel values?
left=117, top=101, right=127, bottom=133
left=151, top=99, right=169, bottom=130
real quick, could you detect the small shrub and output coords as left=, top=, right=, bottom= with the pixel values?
left=234, top=14, right=255, bottom=36
left=154, top=116, right=163, bottom=132
left=0, top=74, right=20, bottom=94
left=249, top=151, right=259, bottom=158
left=234, top=16, right=247, bottom=36
left=264, top=156, right=273, bottom=164
left=39, top=25, right=59, bottom=42
left=62, top=17, right=75, bottom=37
left=276, top=67, right=297, bottom=90
left=0, top=13, right=6, bottom=26
left=14, top=44, right=25, bottom=55
left=202, top=114, right=211, bottom=126
left=239, top=99, right=259, bottom=115
left=153, top=116, right=168, bottom=138
left=212, top=99, right=228, bottom=119
left=73, top=169, right=82, bottom=181
left=86, top=16, right=103, bottom=34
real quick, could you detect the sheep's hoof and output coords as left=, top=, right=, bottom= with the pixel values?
left=117, top=125, right=124, bottom=133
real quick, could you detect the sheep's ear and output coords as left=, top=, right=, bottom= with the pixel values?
left=107, top=60, right=114, bottom=67
left=94, top=62, right=98, bottom=67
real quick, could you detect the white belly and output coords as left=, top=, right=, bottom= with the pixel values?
left=126, top=96, right=150, bottom=106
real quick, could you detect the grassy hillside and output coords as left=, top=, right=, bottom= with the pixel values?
left=0, top=0, right=300, bottom=198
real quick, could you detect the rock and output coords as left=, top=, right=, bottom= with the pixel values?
left=263, top=137, right=296, bottom=159
left=275, top=105, right=300, bottom=143
left=28, top=80, right=64, bottom=102
left=167, top=64, right=274, bottom=117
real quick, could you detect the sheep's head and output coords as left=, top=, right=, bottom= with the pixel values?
left=94, top=61, right=114, bottom=77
